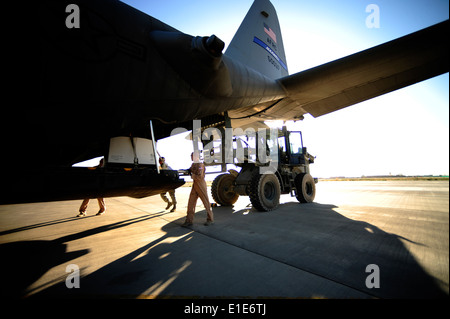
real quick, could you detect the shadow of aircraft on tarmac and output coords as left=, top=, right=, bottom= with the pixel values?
left=1, top=203, right=447, bottom=299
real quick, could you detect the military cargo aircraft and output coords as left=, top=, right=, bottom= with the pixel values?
left=1, top=0, right=447, bottom=204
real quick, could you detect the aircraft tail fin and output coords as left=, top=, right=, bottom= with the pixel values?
left=225, top=0, right=289, bottom=79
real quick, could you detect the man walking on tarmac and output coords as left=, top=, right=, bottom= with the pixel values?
left=182, top=150, right=214, bottom=227
left=77, top=158, right=106, bottom=217
left=159, top=156, right=177, bottom=212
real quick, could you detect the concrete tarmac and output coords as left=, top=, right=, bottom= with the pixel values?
left=0, top=180, right=448, bottom=298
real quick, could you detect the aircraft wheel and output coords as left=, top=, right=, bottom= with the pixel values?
left=249, top=173, right=281, bottom=211
left=211, top=173, right=239, bottom=206
left=295, top=173, right=316, bottom=203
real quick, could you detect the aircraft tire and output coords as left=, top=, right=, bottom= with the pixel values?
left=249, top=173, right=281, bottom=212
left=211, top=173, right=239, bottom=206
left=295, top=173, right=316, bottom=203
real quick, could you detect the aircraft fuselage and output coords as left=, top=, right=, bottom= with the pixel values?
left=36, top=0, right=285, bottom=166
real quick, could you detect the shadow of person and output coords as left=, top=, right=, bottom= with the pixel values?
left=0, top=216, right=80, bottom=236
left=27, top=202, right=447, bottom=298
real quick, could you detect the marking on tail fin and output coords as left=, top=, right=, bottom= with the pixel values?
left=263, top=23, right=277, bottom=43
left=225, top=0, right=289, bottom=79
left=253, top=37, right=288, bottom=71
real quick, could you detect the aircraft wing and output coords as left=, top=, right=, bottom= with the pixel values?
left=229, top=20, right=449, bottom=125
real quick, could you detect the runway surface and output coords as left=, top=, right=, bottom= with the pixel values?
left=0, top=180, right=448, bottom=298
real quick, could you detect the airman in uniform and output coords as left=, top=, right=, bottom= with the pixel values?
left=77, top=158, right=106, bottom=217
left=182, top=151, right=214, bottom=226
left=159, top=157, right=177, bottom=212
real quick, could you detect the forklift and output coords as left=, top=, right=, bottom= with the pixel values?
left=203, top=126, right=317, bottom=211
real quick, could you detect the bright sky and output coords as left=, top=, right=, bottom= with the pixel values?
left=84, top=0, right=448, bottom=178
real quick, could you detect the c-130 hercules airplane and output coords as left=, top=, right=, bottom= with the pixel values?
left=1, top=0, right=448, bottom=206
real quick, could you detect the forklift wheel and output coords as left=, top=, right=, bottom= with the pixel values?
left=249, top=173, right=281, bottom=212
left=295, top=173, right=316, bottom=203
left=211, top=173, right=239, bottom=206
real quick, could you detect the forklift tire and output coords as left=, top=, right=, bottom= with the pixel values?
left=295, top=173, right=316, bottom=203
left=249, top=173, right=281, bottom=212
left=211, top=173, right=239, bottom=206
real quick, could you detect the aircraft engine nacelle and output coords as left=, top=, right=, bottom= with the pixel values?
left=150, top=31, right=232, bottom=98
left=191, top=35, right=225, bottom=66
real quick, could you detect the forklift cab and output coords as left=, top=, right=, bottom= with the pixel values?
left=287, top=131, right=306, bottom=165
left=278, top=127, right=306, bottom=165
